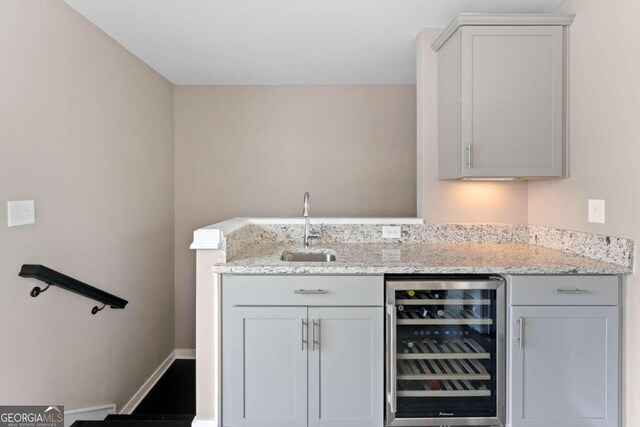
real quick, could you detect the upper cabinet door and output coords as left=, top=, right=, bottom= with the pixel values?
left=232, top=306, right=308, bottom=427
left=509, top=306, right=619, bottom=427
left=308, top=307, right=383, bottom=427
left=460, top=26, right=565, bottom=178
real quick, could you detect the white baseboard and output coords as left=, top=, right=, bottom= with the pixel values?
left=64, top=405, right=116, bottom=427
left=119, top=348, right=196, bottom=414
left=191, top=416, right=220, bottom=427
left=119, top=351, right=175, bottom=414
left=175, top=348, right=196, bottom=359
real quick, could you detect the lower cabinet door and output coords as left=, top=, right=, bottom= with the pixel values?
left=232, top=306, right=308, bottom=427
left=509, top=306, right=619, bottom=427
left=308, top=307, right=383, bottom=427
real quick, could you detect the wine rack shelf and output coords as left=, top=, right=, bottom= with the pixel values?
left=397, top=290, right=491, bottom=306
left=397, top=338, right=490, bottom=360
left=398, top=358, right=490, bottom=381
left=397, top=309, right=493, bottom=325
left=397, top=379, right=492, bottom=397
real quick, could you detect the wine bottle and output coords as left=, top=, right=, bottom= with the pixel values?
left=406, top=290, right=416, bottom=298
left=401, top=341, right=415, bottom=353
left=429, top=290, right=447, bottom=300
left=427, top=380, right=441, bottom=390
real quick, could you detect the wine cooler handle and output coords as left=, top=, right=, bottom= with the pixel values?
left=387, top=304, right=397, bottom=413
left=515, top=317, right=524, bottom=350
left=301, top=318, right=307, bottom=351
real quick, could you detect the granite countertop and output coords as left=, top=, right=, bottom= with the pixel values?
left=213, top=242, right=631, bottom=275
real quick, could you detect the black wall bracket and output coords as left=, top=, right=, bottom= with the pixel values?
left=30, top=282, right=52, bottom=297
left=19, top=264, right=128, bottom=315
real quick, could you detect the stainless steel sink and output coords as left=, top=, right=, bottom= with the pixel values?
left=281, top=251, right=337, bottom=262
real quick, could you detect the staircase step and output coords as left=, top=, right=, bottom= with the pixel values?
left=104, top=415, right=194, bottom=422
left=71, top=420, right=192, bottom=427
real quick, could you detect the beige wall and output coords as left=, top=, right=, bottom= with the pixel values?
left=528, top=0, right=639, bottom=424
left=0, top=1, right=175, bottom=410
left=174, top=85, right=417, bottom=347
left=416, top=29, right=529, bottom=224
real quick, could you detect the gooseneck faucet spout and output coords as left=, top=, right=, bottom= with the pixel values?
left=302, top=192, right=320, bottom=248
left=303, top=192, right=310, bottom=218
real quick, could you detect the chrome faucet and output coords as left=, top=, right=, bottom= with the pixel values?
left=302, top=192, right=320, bottom=248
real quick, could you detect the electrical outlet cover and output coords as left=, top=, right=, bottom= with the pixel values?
left=382, top=226, right=402, bottom=239
left=588, top=199, right=605, bottom=224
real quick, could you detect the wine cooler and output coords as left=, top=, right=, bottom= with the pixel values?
left=385, top=276, right=505, bottom=426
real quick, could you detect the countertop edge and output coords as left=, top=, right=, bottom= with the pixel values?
left=212, top=266, right=630, bottom=275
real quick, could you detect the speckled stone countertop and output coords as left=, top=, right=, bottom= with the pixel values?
left=212, top=241, right=631, bottom=275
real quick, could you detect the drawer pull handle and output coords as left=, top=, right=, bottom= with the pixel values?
left=294, top=289, right=329, bottom=295
left=555, top=288, right=589, bottom=294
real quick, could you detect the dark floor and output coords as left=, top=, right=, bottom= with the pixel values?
left=71, top=360, right=196, bottom=427
left=132, top=359, right=196, bottom=415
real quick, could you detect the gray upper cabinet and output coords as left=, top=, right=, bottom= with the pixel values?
left=432, top=15, right=575, bottom=179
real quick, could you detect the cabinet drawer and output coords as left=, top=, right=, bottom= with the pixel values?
left=223, top=274, right=384, bottom=306
left=509, top=275, right=619, bottom=306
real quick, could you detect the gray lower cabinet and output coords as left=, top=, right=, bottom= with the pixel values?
left=308, top=307, right=383, bottom=427
left=223, top=274, right=384, bottom=427
left=231, top=306, right=383, bottom=427
left=231, top=306, right=308, bottom=427
left=508, top=276, right=620, bottom=427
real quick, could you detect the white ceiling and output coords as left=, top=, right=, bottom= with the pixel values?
left=64, top=0, right=565, bottom=85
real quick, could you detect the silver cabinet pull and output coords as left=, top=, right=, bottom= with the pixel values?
left=515, top=318, right=524, bottom=350
left=294, top=289, right=329, bottom=294
left=312, top=319, right=320, bottom=351
left=466, top=142, right=473, bottom=168
left=387, top=304, right=398, bottom=413
left=301, top=319, right=307, bottom=351
left=555, top=288, right=589, bottom=294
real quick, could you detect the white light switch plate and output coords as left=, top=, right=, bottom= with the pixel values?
left=588, top=199, right=605, bottom=224
left=382, top=226, right=401, bottom=239
left=8, top=200, right=35, bottom=227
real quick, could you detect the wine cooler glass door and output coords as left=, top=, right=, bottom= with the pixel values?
left=386, top=278, right=505, bottom=427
